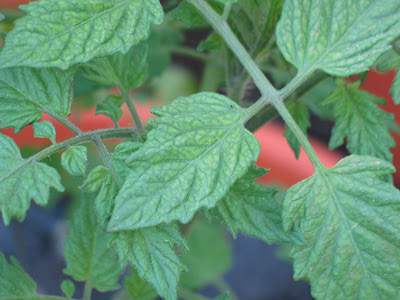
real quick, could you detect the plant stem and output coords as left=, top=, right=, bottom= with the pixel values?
left=119, top=86, right=143, bottom=130
left=83, top=282, right=92, bottom=300
left=272, top=98, right=325, bottom=171
left=92, top=135, right=122, bottom=187
left=187, top=0, right=276, bottom=97
left=222, top=0, right=233, bottom=20
left=167, top=46, right=210, bottom=61
left=43, top=108, right=82, bottom=136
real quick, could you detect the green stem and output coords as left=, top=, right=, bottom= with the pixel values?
left=167, top=46, right=210, bottom=61
left=222, top=0, right=233, bottom=20
left=119, top=86, right=143, bottom=130
left=83, top=282, right=92, bottom=300
left=272, top=98, right=325, bottom=171
left=92, top=135, right=122, bottom=187
left=43, top=109, right=82, bottom=136
left=187, top=0, right=276, bottom=96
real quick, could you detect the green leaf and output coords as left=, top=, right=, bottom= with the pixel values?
left=390, top=70, right=400, bottom=105
left=0, top=253, right=39, bottom=299
left=325, top=80, right=395, bottom=163
left=63, top=195, right=122, bottom=292
left=210, top=165, right=304, bottom=245
left=82, top=43, right=148, bottom=91
left=123, top=267, right=158, bottom=300
left=0, top=0, right=163, bottom=69
left=180, top=218, right=232, bottom=290
left=61, top=279, right=75, bottom=299
left=214, top=292, right=230, bottom=300
left=282, top=155, right=400, bottom=299
left=96, top=94, right=124, bottom=126
left=0, top=133, right=64, bottom=225
left=167, top=1, right=206, bottom=27
left=0, top=67, right=76, bottom=133
left=109, top=224, right=188, bottom=300
left=33, top=120, right=56, bottom=144
left=61, top=146, right=88, bottom=177
left=375, top=49, right=400, bottom=71
left=283, top=100, right=310, bottom=159
left=276, top=0, right=400, bottom=76
left=108, top=92, right=260, bottom=231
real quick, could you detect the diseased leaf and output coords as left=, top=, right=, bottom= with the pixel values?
left=0, top=133, right=64, bottom=225
left=33, top=120, right=56, bottom=144
left=325, top=80, right=395, bottom=163
left=283, top=155, right=400, bottom=300
left=0, top=67, right=76, bottom=133
left=108, top=92, right=260, bottom=231
left=95, top=94, right=124, bottom=125
left=82, top=43, right=148, bottom=91
left=276, top=0, right=400, bottom=76
left=109, top=224, right=188, bottom=300
left=123, top=268, right=158, bottom=300
left=0, top=0, right=163, bottom=69
left=211, top=165, right=304, bottom=245
left=180, top=218, right=232, bottom=290
left=283, top=100, right=310, bottom=159
left=390, top=70, right=400, bottom=105
left=61, top=146, right=88, bottom=177
left=0, top=253, right=39, bottom=299
left=64, top=195, right=122, bottom=292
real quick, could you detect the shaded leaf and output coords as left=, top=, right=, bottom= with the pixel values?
left=123, top=268, right=158, bottom=300
left=283, top=155, right=400, bottom=299
left=276, top=0, right=400, bottom=76
left=108, top=92, right=260, bottom=231
left=95, top=94, right=124, bottom=125
left=0, top=133, right=64, bottom=225
left=0, top=0, right=163, bottom=69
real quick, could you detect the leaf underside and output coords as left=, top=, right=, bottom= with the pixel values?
left=0, top=0, right=163, bottom=69
left=108, top=92, right=260, bottom=231
left=276, top=0, right=400, bottom=76
left=283, top=155, right=400, bottom=299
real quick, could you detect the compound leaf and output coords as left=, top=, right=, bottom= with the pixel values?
left=0, top=67, right=76, bottom=133
left=0, top=253, right=40, bottom=299
left=33, top=120, right=56, bottom=144
left=283, top=155, right=400, bottom=299
left=108, top=92, right=260, bottom=231
left=284, top=100, right=310, bottom=159
left=211, top=165, right=304, bottom=245
left=325, top=80, right=395, bottom=162
left=110, top=224, right=188, bottom=300
left=64, top=195, right=122, bottom=292
left=276, top=0, right=400, bottom=77
left=61, top=146, right=88, bottom=177
left=0, top=0, right=163, bottom=69
left=0, top=133, right=64, bottom=225
left=82, top=43, right=148, bottom=91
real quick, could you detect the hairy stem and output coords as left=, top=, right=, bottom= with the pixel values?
left=43, top=109, right=82, bottom=136
left=119, top=86, right=143, bottom=130
left=83, top=282, right=92, bottom=300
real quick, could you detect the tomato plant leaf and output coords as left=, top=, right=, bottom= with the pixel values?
left=60, top=280, right=75, bottom=299
left=211, top=165, right=304, bottom=245
left=276, top=0, right=400, bottom=76
left=0, top=133, right=64, bottom=225
left=0, top=253, right=41, bottom=300
left=122, top=267, right=158, bottom=300
left=390, top=70, right=400, bottom=105
left=283, top=155, right=400, bottom=299
left=82, top=43, right=148, bottom=91
left=95, top=95, right=124, bottom=125
left=33, top=120, right=56, bottom=144
left=108, top=92, right=260, bottom=231
left=110, top=224, right=188, bottom=300
left=324, top=80, right=395, bottom=163
left=180, top=218, right=232, bottom=290
left=0, top=0, right=163, bottom=70
left=61, top=146, right=88, bottom=177
left=63, top=195, right=122, bottom=292
left=284, top=100, right=310, bottom=159
left=0, top=67, right=76, bottom=133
